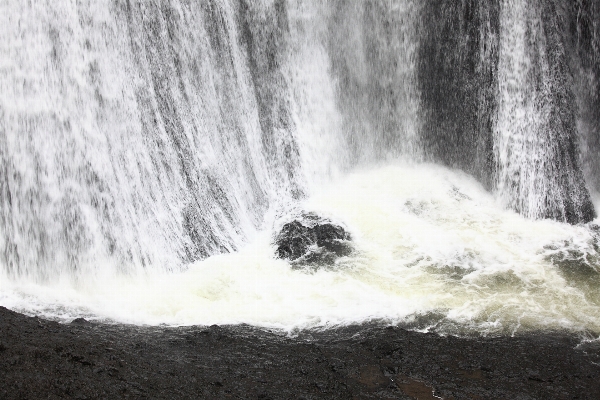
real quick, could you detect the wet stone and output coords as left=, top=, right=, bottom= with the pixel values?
left=274, top=213, right=352, bottom=268
left=71, top=318, right=91, bottom=326
left=1, top=306, right=600, bottom=399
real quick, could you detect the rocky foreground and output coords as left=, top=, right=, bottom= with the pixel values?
left=1, top=306, right=600, bottom=399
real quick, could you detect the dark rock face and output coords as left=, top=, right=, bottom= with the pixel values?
left=275, top=214, right=352, bottom=266
left=2, top=306, right=600, bottom=399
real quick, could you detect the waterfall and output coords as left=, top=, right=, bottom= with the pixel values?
left=327, top=0, right=423, bottom=164
left=0, top=0, right=306, bottom=280
left=495, top=0, right=594, bottom=223
left=0, top=1, right=599, bottom=332
left=418, top=0, right=499, bottom=188
left=0, top=0, right=429, bottom=281
left=418, top=0, right=596, bottom=223
left=571, top=0, right=600, bottom=194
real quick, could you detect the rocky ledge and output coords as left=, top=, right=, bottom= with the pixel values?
left=1, top=306, right=600, bottom=399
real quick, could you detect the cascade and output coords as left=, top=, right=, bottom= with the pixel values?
left=0, top=0, right=430, bottom=281
left=494, top=0, right=594, bottom=223
left=570, top=0, right=600, bottom=193
left=418, top=0, right=499, bottom=188
left=418, top=0, right=596, bottom=223
left=327, top=0, right=423, bottom=164
left=0, top=0, right=303, bottom=280
left=0, top=0, right=599, bottom=332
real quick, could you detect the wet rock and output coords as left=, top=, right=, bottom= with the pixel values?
left=274, top=213, right=352, bottom=267
left=1, top=306, right=600, bottom=399
left=71, top=318, right=91, bottom=325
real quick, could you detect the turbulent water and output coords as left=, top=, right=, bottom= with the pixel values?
left=1, top=0, right=600, bottom=335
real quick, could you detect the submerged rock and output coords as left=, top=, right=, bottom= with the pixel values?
left=274, top=214, right=352, bottom=267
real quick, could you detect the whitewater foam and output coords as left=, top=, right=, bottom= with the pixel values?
left=2, top=164, right=599, bottom=335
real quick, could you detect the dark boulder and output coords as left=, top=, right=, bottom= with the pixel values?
left=71, top=318, right=92, bottom=325
left=274, top=214, right=352, bottom=267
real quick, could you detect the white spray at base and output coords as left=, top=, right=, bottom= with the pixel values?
left=2, top=163, right=599, bottom=335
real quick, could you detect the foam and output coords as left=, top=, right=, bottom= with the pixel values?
left=3, top=164, right=599, bottom=334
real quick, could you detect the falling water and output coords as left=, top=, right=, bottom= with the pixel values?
left=0, top=0, right=599, bottom=335
left=0, top=0, right=300, bottom=281
left=495, top=0, right=594, bottom=223
left=326, top=0, right=423, bottom=163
